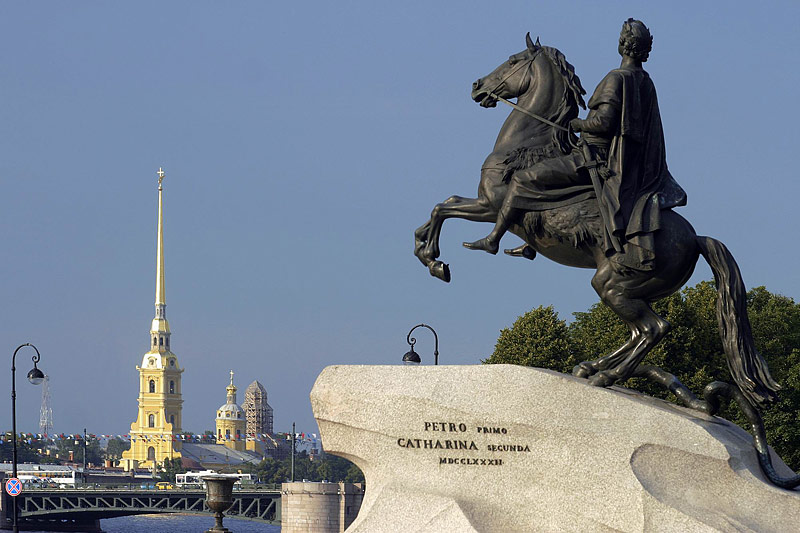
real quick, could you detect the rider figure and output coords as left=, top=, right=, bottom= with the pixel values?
left=464, top=18, right=686, bottom=271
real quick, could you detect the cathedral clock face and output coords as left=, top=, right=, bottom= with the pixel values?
left=149, top=357, right=156, bottom=367
left=170, top=359, right=175, bottom=367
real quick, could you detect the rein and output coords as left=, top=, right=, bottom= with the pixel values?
left=488, top=92, right=569, bottom=133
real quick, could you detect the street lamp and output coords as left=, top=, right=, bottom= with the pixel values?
left=11, top=343, right=45, bottom=533
left=403, top=324, right=439, bottom=365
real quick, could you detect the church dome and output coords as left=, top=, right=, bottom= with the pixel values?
left=216, top=370, right=245, bottom=420
left=217, top=402, right=244, bottom=419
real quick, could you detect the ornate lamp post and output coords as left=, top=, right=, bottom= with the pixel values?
left=10, top=343, right=45, bottom=533
left=402, top=324, right=439, bottom=365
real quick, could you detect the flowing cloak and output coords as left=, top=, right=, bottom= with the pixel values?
left=590, top=68, right=687, bottom=271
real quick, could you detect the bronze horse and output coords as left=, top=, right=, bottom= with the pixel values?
left=414, top=35, right=798, bottom=487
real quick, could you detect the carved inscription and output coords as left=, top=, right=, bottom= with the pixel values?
left=395, top=421, right=529, bottom=467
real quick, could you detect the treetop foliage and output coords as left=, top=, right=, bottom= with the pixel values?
left=484, top=281, right=800, bottom=470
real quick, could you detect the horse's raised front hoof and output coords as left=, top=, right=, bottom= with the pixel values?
left=588, top=370, right=617, bottom=388
left=429, top=261, right=451, bottom=283
left=572, top=361, right=596, bottom=379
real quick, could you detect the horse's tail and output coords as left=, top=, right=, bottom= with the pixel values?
left=696, top=236, right=781, bottom=408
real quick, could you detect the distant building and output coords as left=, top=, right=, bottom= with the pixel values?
left=244, top=380, right=273, bottom=454
left=180, top=370, right=261, bottom=469
left=216, top=371, right=246, bottom=452
left=121, top=169, right=183, bottom=471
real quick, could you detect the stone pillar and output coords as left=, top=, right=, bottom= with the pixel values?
left=281, top=481, right=363, bottom=533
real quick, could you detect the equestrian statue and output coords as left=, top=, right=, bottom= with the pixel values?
left=413, top=19, right=799, bottom=489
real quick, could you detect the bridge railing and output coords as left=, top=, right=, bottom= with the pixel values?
left=22, top=483, right=282, bottom=492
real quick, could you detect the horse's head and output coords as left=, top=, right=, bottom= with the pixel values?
left=472, top=33, right=586, bottom=152
left=471, top=33, right=544, bottom=108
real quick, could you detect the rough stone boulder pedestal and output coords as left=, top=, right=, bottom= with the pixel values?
left=310, top=364, right=800, bottom=533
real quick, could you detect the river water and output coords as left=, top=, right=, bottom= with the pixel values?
left=31, top=514, right=282, bottom=532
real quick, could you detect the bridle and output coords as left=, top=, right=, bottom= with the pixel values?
left=484, top=47, right=572, bottom=135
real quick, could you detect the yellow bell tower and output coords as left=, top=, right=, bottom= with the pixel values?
left=122, top=168, right=184, bottom=471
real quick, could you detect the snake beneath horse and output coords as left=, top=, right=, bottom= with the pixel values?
left=413, top=34, right=799, bottom=488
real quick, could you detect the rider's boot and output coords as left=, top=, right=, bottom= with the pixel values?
left=463, top=236, right=500, bottom=254
left=463, top=205, right=515, bottom=255
left=504, top=244, right=536, bottom=260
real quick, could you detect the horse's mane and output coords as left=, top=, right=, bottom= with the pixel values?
left=539, top=45, right=586, bottom=153
left=540, top=46, right=586, bottom=110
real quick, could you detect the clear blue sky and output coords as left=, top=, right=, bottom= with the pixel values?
left=2, top=2, right=799, bottom=437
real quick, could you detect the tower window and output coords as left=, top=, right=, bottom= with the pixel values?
left=148, top=414, right=155, bottom=428
left=153, top=336, right=157, bottom=346
left=159, top=337, right=163, bottom=346
left=149, top=380, right=155, bottom=393
left=169, top=380, right=175, bottom=394
left=166, top=338, right=169, bottom=348
left=170, top=415, right=175, bottom=426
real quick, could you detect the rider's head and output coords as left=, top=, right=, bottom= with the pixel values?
left=618, top=18, right=652, bottom=62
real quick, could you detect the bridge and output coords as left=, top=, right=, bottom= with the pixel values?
left=1, top=487, right=281, bottom=532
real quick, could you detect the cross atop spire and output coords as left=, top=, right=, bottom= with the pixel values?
left=157, top=167, right=165, bottom=189
left=226, top=371, right=238, bottom=404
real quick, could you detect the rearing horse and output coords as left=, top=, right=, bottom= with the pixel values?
left=414, top=34, right=585, bottom=281
left=414, top=34, right=799, bottom=488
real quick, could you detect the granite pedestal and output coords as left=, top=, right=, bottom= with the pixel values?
left=310, top=364, right=800, bottom=532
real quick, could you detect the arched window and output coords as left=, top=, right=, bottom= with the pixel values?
left=147, top=447, right=155, bottom=461
left=149, top=380, right=155, bottom=393
left=170, top=415, right=175, bottom=426
left=148, top=414, right=155, bottom=428
left=153, top=336, right=157, bottom=346
left=169, top=381, right=175, bottom=394
left=159, top=337, right=163, bottom=346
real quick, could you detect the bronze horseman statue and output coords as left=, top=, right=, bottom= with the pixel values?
left=413, top=19, right=799, bottom=489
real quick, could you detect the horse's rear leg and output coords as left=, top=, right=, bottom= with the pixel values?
left=588, top=296, right=670, bottom=388
left=576, top=265, right=671, bottom=387
left=573, top=326, right=638, bottom=378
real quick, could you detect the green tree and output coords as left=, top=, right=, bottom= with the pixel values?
left=55, top=436, right=103, bottom=465
left=249, top=452, right=364, bottom=484
left=158, top=457, right=186, bottom=482
left=0, top=433, right=43, bottom=463
left=484, top=305, right=576, bottom=372
left=105, top=438, right=130, bottom=465
left=485, top=281, right=800, bottom=471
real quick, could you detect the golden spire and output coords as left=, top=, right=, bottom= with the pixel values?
left=151, top=167, right=170, bottom=336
